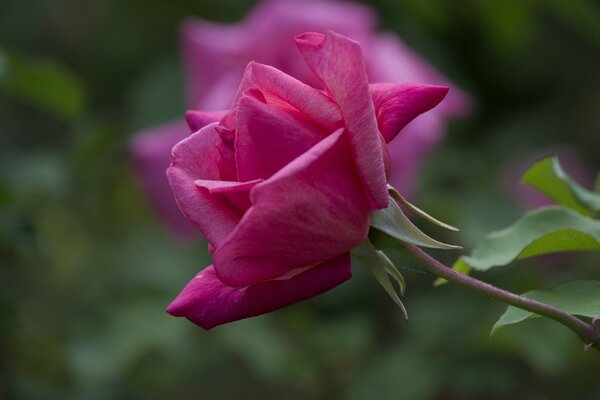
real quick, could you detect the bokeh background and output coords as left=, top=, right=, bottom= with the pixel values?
left=2, top=0, right=600, bottom=399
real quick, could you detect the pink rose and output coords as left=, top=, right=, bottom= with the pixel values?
left=166, top=31, right=448, bottom=329
left=130, top=0, right=471, bottom=237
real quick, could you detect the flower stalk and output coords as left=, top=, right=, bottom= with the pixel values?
left=402, top=244, right=600, bottom=351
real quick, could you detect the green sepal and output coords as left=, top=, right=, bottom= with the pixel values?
left=388, top=185, right=459, bottom=232
left=370, top=194, right=461, bottom=250
left=353, top=239, right=408, bottom=320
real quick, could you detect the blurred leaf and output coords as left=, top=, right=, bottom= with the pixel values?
left=457, top=207, right=600, bottom=272
left=492, top=281, right=600, bottom=335
left=347, top=345, right=444, bottom=400
left=3, top=152, right=67, bottom=200
left=545, top=0, right=600, bottom=43
left=353, top=240, right=408, bottom=320
left=0, top=47, right=86, bottom=121
left=127, top=58, right=183, bottom=131
left=34, top=204, right=90, bottom=274
left=492, top=318, right=577, bottom=376
left=68, top=301, right=190, bottom=384
left=522, top=156, right=600, bottom=215
left=370, top=195, right=460, bottom=250
left=217, top=318, right=304, bottom=383
left=305, top=314, right=373, bottom=367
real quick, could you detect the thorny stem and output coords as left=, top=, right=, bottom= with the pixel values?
left=403, top=244, right=600, bottom=352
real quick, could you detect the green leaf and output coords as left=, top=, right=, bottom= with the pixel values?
left=370, top=195, right=461, bottom=250
left=0, top=47, right=86, bottom=121
left=492, top=281, right=600, bottom=335
left=459, top=206, right=600, bottom=272
left=353, top=239, right=408, bottom=320
left=522, top=156, right=600, bottom=215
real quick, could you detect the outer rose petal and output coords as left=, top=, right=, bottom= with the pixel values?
left=214, top=128, right=370, bottom=288
left=185, top=110, right=227, bottom=132
left=365, top=33, right=472, bottom=196
left=370, top=83, right=448, bottom=143
left=167, top=124, right=240, bottom=247
left=195, top=179, right=262, bottom=213
left=130, top=121, right=195, bottom=237
left=234, top=62, right=342, bottom=131
left=167, top=253, right=351, bottom=329
left=295, top=31, right=388, bottom=210
left=366, top=33, right=472, bottom=117
left=235, top=94, right=327, bottom=181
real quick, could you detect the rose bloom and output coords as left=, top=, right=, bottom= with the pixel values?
left=130, top=0, right=471, bottom=237
left=165, top=30, right=449, bottom=329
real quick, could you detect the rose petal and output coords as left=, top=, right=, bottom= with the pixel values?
left=185, top=110, right=227, bottom=132
left=235, top=94, right=327, bottom=181
left=370, top=83, right=448, bottom=143
left=167, top=123, right=240, bottom=247
left=233, top=62, right=342, bottom=131
left=295, top=31, right=388, bottom=210
left=130, top=121, right=195, bottom=237
left=166, top=253, right=351, bottom=329
left=214, top=128, right=369, bottom=287
left=366, top=33, right=472, bottom=118
left=195, top=179, right=262, bottom=213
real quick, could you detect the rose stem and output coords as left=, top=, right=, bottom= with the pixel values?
left=402, top=243, right=600, bottom=351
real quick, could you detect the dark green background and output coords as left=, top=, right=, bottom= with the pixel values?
left=1, top=0, right=600, bottom=399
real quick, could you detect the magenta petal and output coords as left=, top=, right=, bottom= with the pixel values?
left=366, top=33, right=472, bottom=118
left=229, top=62, right=341, bottom=131
left=195, top=179, right=262, bottom=212
left=214, top=128, right=369, bottom=288
left=167, top=124, right=240, bottom=247
left=295, top=31, right=388, bottom=210
left=166, top=253, right=351, bottom=329
left=247, top=62, right=342, bottom=131
left=185, top=110, right=227, bottom=132
left=130, top=121, right=195, bottom=237
left=235, top=94, right=327, bottom=181
left=370, top=83, right=448, bottom=143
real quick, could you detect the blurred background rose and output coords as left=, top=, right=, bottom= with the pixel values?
left=1, top=0, right=600, bottom=399
left=131, top=0, right=470, bottom=238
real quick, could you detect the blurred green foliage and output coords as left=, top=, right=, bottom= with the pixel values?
left=1, top=0, right=600, bottom=399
